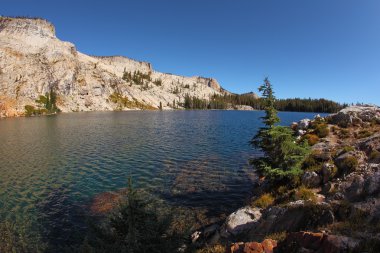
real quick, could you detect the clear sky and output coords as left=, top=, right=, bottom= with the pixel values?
left=2, top=0, right=380, bottom=105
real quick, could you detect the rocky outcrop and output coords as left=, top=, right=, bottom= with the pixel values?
left=248, top=201, right=334, bottom=238
left=0, top=17, right=234, bottom=117
left=328, top=105, right=380, bottom=127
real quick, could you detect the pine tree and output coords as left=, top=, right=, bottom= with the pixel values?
left=251, top=78, right=309, bottom=184
left=259, top=77, right=280, bottom=127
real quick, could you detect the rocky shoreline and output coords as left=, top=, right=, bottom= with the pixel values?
left=189, top=105, right=380, bottom=252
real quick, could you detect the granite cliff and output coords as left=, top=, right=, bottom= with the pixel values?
left=0, top=17, right=229, bottom=117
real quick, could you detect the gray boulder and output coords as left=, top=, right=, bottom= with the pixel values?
left=322, top=163, right=336, bottom=184
left=298, top=119, right=311, bottom=130
left=302, top=171, right=321, bottom=187
left=329, top=105, right=380, bottom=127
left=220, top=206, right=262, bottom=237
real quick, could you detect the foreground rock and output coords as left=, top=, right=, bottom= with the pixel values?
left=247, top=201, right=334, bottom=239
left=275, top=231, right=360, bottom=253
left=229, top=239, right=277, bottom=253
left=220, top=206, right=262, bottom=238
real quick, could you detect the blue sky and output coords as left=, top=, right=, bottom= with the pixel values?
left=2, top=0, right=380, bottom=105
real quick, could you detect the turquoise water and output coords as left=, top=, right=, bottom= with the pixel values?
left=0, top=110, right=322, bottom=247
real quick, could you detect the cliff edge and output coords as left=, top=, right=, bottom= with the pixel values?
left=0, top=17, right=228, bottom=117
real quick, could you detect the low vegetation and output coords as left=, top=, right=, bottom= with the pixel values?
left=251, top=193, right=275, bottom=208
left=24, top=88, right=60, bottom=116
left=122, top=70, right=152, bottom=86
left=293, top=186, right=317, bottom=203
left=109, top=92, right=156, bottom=110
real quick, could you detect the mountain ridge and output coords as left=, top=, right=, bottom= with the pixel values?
left=0, top=16, right=244, bottom=117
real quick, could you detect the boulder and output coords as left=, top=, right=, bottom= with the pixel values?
left=248, top=201, right=334, bottom=239
left=357, top=133, right=380, bottom=155
left=275, top=231, right=360, bottom=253
left=333, top=163, right=380, bottom=201
left=322, top=163, right=337, bottom=184
left=298, top=119, right=311, bottom=130
left=191, top=223, right=220, bottom=245
left=229, top=239, right=277, bottom=253
left=302, top=171, right=321, bottom=188
left=220, top=206, right=262, bottom=237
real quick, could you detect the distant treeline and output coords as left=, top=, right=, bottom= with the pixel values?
left=181, top=94, right=345, bottom=113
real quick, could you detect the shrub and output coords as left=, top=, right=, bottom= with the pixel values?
left=338, top=129, right=350, bottom=139
left=303, top=134, right=320, bottom=146
left=294, top=186, right=317, bottom=203
left=265, top=231, right=287, bottom=242
left=355, top=129, right=373, bottom=139
left=252, top=193, right=275, bottom=208
left=369, top=150, right=380, bottom=162
left=336, top=156, right=358, bottom=174
left=25, top=105, right=36, bottom=116
left=153, top=79, right=162, bottom=86
left=313, top=123, right=329, bottom=138
left=331, top=125, right=339, bottom=134
left=109, top=92, right=156, bottom=110
left=342, top=146, right=355, bottom=153
left=196, top=244, right=226, bottom=253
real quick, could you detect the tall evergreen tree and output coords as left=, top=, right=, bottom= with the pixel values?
left=259, top=77, right=280, bottom=127
left=251, top=78, right=309, bottom=184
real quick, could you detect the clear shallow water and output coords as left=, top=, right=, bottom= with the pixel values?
left=0, top=110, right=322, bottom=246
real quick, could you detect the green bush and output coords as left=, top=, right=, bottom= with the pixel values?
left=109, top=92, right=156, bottom=110
left=303, top=134, right=320, bottom=146
left=342, top=146, right=355, bottom=153
left=338, top=129, right=350, bottom=139
left=294, top=186, right=317, bottom=203
left=313, top=123, right=329, bottom=138
left=369, top=150, right=380, bottom=162
left=252, top=193, right=275, bottom=208
left=355, top=129, right=373, bottom=139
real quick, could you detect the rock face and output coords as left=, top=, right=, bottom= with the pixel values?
left=0, top=17, right=234, bottom=117
left=328, top=105, right=380, bottom=127
left=247, top=201, right=334, bottom=239
left=220, top=206, right=262, bottom=237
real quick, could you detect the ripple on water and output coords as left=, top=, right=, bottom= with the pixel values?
left=0, top=110, right=323, bottom=246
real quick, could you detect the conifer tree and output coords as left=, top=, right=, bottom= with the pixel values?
left=251, top=78, right=309, bottom=184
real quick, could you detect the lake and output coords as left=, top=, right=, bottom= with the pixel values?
left=0, top=110, right=323, bottom=248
